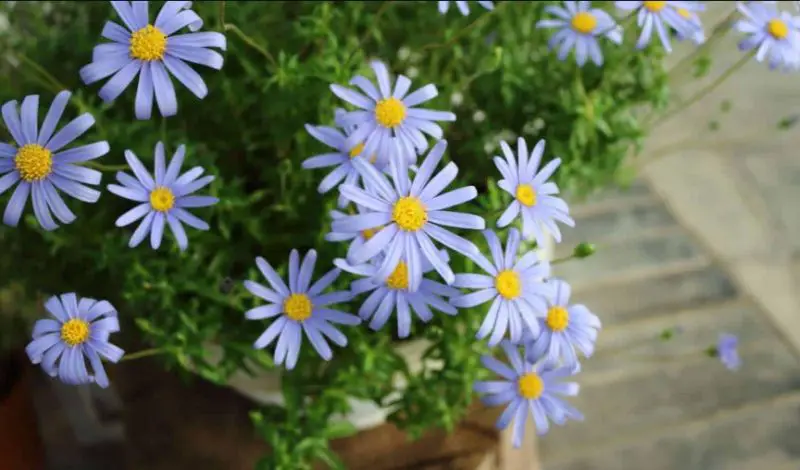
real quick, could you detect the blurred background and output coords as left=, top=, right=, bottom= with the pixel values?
left=1, top=1, right=800, bottom=469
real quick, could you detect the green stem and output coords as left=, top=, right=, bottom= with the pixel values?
left=218, top=0, right=226, bottom=31
left=225, top=23, right=276, bottom=67
left=652, top=51, right=754, bottom=129
left=344, top=1, right=395, bottom=67
left=121, top=348, right=167, bottom=361
left=420, top=2, right=504, bottom=51
left=666, top=9, right=738, bottom=82
left=550, top=254, right=576, bottom=265
left=81, top=161, right=129, bottom=172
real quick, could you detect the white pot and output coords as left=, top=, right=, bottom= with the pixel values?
left=207, top=233, right=556, bottom=431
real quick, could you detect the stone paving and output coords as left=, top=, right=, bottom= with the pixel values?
left=538, top=177, right=800, bottom=470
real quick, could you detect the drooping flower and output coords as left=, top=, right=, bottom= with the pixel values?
left=536, top=1, right=623, bottom=66
left=80, top=1, right=227, bottom=120
left=244, top=250, right=360, bottom=370
left=25, top=293, right=124, bottom=388
left=330, top=60, right=456, bottom=165
left=716, top=333, right=741, bottom=371
left=524, top=279, right=601, bottom=372
left=331, top=140, right=485, bottom=292
left=494, top=138, right=574, bottom=247
left=336, top=249, right=459, bottom=338
left=438, top=0, right=494, bottom=16
left=734, top=1, right=800, bottom=70
left=107, top=142, right=218, bottom=250
left=474, top=341, right=583, bottom=445
left=672, top=2, right=706, bottom=45
left=0, top=91, right=109, bottom=230
left=451, top=228, right=552, bottom=346
left=614, top=1, right=700, bottom=52
left=303, top=108, right=389, bottom=208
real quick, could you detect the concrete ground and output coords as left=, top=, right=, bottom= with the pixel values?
left=537, top=3, right=800, bottom=469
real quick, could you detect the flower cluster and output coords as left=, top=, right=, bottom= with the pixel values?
left=7, top=0, right=757, bottom=458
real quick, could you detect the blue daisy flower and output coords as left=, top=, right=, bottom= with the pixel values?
left=438, top=1, right=494, bottom=16
left=336, top=249, right=459, bottom=338
left=673, top=2, right=706, bottom=45
left=536, top=1, right=623, bottom=66
left=0, top=91, right=109, bottom=230
left=331, top=140, right=485, bottom=292
left=80, top=1, right=227, bottom=120
left=717, top=333, right=741, bottom=371
left=474, top=341, right=583, bottom=445
left=494, top=138, right=574, bottom=247
left=524, top=279, right=601, bottom=372
left=244, top=250, right=360, bottom=370
left=25, top=293, right=124, bottom=388
left=107, top=141, right=218, bottom=250
left=326, top=205, right=387, bottom=261
left=303, top=108, right=388, bottom=208
left=735, top=1, right=800, bottom=70
left=614, top=1, right=699, bottom=52
left=451, top=228, right=552, bottom=346
left=331, top=60, right=456, bottom=166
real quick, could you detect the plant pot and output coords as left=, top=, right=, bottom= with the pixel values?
left=0, top=351, right=44, bottom=470
left=205, top=233, right=556, bottom=431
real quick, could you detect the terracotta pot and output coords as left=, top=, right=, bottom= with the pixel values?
left=0, top=352, right=44, bottom=470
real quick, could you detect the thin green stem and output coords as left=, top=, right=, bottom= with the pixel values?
left=344, top=1, right=395, bottom=67
left=550, top=254, right=576, bottom=265
left=218, top=0, right=226, bottom=31
left=666, top=9, right=738, bottom=82
left=652, top=51, right=754, bottom=129
left=81, top=161, right=130, bottom=172
left=225, top=23, right=276, bottom=67
left=121, top=348, right=167, bottom=361
left=420, top=2, right=505, bottom=51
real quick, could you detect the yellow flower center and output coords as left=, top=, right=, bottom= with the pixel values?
left=374, top=97, right=407, bottom=128
left=571, top=12, right=597, bottom=34
left=495, top=270, right=521, bottom=300
left=361, top=225, right=382, bottom=241
left=768, top=19, right=789, bottom=40
left=515, top=184, right=537, bottom=207
left=348, top=142, right=377, bottom=163
left=676, top=8, right=691, bottom=19
left=129, top=25, right=168, bottom=61
left=386, top=261, right=409, bottom=290
left=149, top=186, right=175, bottom=212
left=14, top=144, right=53, bottom=182
left=283, top=293, right=313, bottom=322
left=546, top=306, right=570, bottom=332
left=517, top=372, right=544, bottom=400
left=60, top=318, right=90, bottom=347
left=392, top=196, right=427, bottom=231
left=643, top=1, right=666, bottom=12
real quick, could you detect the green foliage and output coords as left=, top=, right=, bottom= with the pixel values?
left=0, top=1, right=668, bottom=467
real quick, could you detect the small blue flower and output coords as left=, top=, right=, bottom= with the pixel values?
left=80, top=1, right=227, bottom=120
left=614, top=1, right=699, bottom=52
left=474, top=341, right=583, bottom=445
left=524, top=279, right=601, bottom=372
left=244, top=250, right=361, bottom=370
left=438, top=1, right=494, bottom=16
left=303, top=109, right=388, bottom=208
left=673, top=2, right=706, bottom=45
left=336, top=250, right=459, bottom=338
left=331, top=60, right=456, bottom=165
left=717, top=333, right=740, bottom=371
left=331, top=140, right=485, bottom=292
left=536, top=1, right=623, bottom=66
left=451, top=228, right=552, bottom=346
left=107, top=142, right=218, bottom=251
left=0, top=91, right=109, bottom=230
left=494, top=138, right=574, bottom=247
left=734, top=1, right=800, bottom=70
left=25, top=293, right=124, bottom=388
